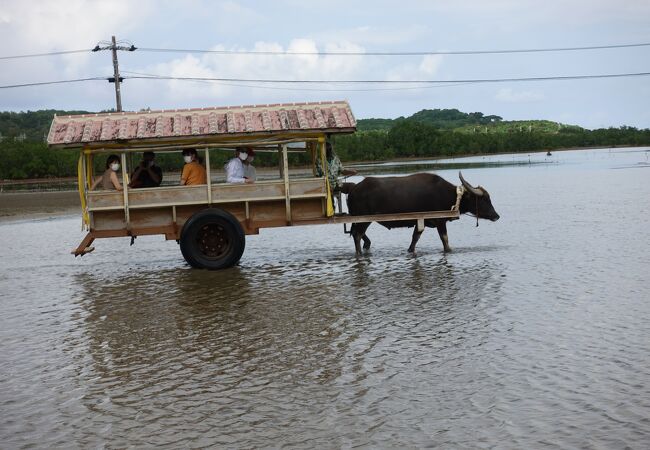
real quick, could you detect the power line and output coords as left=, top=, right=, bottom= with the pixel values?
left=137, top=42, right=650, bottom=56
left=3, top=71, right=650, bottom=91
left=0, top=49, right=92, bottom=60
left=0, top=77, right=107, bottom=89
left=120, top=70, right=471, bottom=92
left=123, top=72, right=650, bottom=84
left=2, top=41, right=650, bottom=61
left=0, top=40, right=135, bottom=61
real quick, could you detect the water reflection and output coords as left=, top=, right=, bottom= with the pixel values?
left=64, top=251, right=506, bottom=445
left=2, top=147, right=650, bottom=448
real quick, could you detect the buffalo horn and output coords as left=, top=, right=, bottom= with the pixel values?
left=459, top=171, right=483, bottom=197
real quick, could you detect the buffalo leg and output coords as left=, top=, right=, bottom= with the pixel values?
left=408, top=227, right=423, bottom=253
left=351, top=222, right=371, bottom=255
left=362, top=233, right=371, bottom=250
left=436, top=221, right=451, bottom=252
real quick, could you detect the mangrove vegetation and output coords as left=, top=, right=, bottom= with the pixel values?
left=1, top=108, right=649, bottom=180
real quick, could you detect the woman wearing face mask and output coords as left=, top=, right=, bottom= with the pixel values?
left=180, top=148, right=207, bottom=185
left=225, top=147, right=254, bottom=184
left=91, top=154, right=123, bottom=191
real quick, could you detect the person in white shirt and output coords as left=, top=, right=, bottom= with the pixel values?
left=243, top=148, right=257, bottom=181
left=225, top=147, right=254, bottom=184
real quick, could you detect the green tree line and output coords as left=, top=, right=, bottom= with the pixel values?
left=1, top=108, right=649, bottom=180
left=332, top=122, right=650, bottom=161
left=0, top=140, right=310, bottom=180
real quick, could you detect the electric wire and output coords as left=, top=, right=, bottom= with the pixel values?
left=123, top=72, right=650, bottom=84
left=0, top=77, right=108, bottom=89
left=120, top=70, right=471, bottom=91
left=0, top=49, right=93, bottom=60
left=3, top=71, right=650, bottom=90
left=137, top=42, right=650, bottom=56
left=2, top=41, right=650, bottom=60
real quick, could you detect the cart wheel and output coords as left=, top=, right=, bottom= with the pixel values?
left=180, top=208, right=245, bottom=269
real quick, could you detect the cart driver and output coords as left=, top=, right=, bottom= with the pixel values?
left=315, top=142, right=357, bottom=192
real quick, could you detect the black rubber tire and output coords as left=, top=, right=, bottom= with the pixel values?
left=179, top=208, right=245, bottom=269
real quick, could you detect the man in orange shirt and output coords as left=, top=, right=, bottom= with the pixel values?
left=180, top=148, right=207, bottom=185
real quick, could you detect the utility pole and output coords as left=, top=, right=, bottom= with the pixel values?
left=111, top=36, right=122, bottom=111
left=93, top=36, right=136, bottom=112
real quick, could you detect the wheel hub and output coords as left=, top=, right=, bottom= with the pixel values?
left=197, top=223, right=230, bottom=258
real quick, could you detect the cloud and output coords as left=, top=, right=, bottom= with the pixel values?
left=133, top=38, right=452, bottom=108
left=412, top=0, right=650, bottom=24
left=138, top=38, right=371, bottom=105
left=0, top=0, right=153, bottom=77
left=495, top=88, right=544, bottom=103
left=419, top=55, right=443, bottom=75
left=1, top=1, right=151, bottom=50
left=309, top=24, right=431, bottom=46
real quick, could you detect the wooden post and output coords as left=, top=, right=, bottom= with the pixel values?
left=79, top=151, right=90, bottom=230
left=278, top=144, right=284, bottom=179
left=320, top=138, right=334, bottom=216
left=205, top=147, right=212, bottom=204
left=120, top=153, right=130, bottom=228
left=282, top=144, right=291, bottom=224
left=308, top=141, right=316, bottom=172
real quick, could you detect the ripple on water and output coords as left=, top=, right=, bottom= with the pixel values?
left=1, top=148, right=650, bottom=447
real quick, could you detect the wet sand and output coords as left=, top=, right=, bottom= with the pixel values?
left=0, top=190, right=79, bottom=222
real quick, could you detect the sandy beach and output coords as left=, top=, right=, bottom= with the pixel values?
left=0, top=190, right=79, bottom=222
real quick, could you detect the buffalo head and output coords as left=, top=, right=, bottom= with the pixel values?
left=459, top=171, right=500, bottom=221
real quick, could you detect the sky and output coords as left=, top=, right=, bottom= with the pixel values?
left=1, top=0, right=649, bottom=129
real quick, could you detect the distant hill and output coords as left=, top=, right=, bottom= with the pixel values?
left=0, top=109, right=102, bottom=142
left=0, top=110, right=92, bottom=142
left=357, top=108, right=583, bottom=133
left=0, top=107, right=588, bottom=143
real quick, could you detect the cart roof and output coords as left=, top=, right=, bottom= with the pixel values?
left=47, top=100, right=356, bottom=150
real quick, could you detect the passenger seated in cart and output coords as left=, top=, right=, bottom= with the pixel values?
left=180, top=148, right=207, bottom=185
left=225, top=147, right=255, bottom=184
left=90, top=154, right=123, bottom=191
left=129, top=151, right=162, bottom=188
left=243, top=148, right=257, bottom=182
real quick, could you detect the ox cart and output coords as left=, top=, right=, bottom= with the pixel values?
left=47, top=101, right=460, bottom=269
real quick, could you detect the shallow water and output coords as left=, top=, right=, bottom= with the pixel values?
left=1, top=147, right=649, bottom=448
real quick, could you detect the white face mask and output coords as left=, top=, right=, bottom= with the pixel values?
left=248, top=156, right=254, bottom=163
left=183, top=155, right=193, bottom=164
left=147, top=160, right=154, bottom=168
left=110, top=163, right=120, bottom=172
left=238, top=152, right=248, bottom=161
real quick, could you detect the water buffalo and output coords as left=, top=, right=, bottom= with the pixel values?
left=345, top=172, right=500, bottom=254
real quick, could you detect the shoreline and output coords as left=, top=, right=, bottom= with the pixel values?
left=0, top=190, right=80, bottom=223
left=3, top=145, right=646, bottom=189
left=1, top=146, right=646, bottom=223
